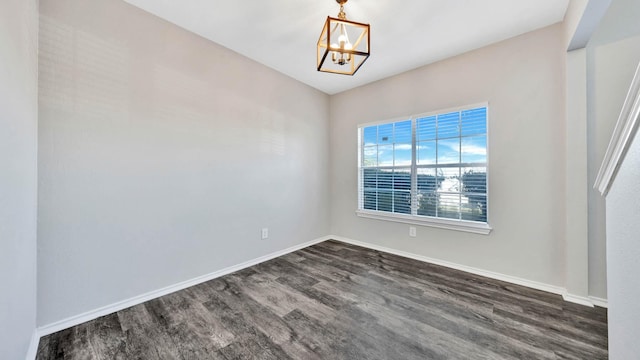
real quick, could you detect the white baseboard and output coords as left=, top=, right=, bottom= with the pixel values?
left=328, top=235, right=605, bottom=308
left=25, top=329, right=39, bottom=360
left=561, top=295, right=608, bottom=308
left=589, top=296, right=608, bottom=308
left=36, top=236, right=331, bottom=338
left=562, top=293, right=595, bottom=307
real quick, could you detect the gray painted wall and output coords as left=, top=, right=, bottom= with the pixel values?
left=586, top=35, right=640, bottom=301
left=607, top=121, right=640, bottom=360
left=606, top=120, right=640, bottom=359
left=329, top=25, right=571, bottom=289
left=0, top=0, right=39, bottom=358
left=37, top=0, right=330, bottom=326
left=565, top=48, right=590, bottom=299
left=588, top=0, right=640, bottom=47
left=587, top=0, right=640, bottom=357
left=585, top=0, right=640, bottom=302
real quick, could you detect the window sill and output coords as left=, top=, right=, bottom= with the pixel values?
left=355, top=209, right=492, bottom=235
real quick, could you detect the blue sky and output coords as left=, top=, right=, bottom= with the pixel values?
left=363, top=107, right=487, bottom=167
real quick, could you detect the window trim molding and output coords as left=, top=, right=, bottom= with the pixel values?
left=357, top=102, right=491, bottom=234
left=356, top=209, right=492, bottom=235
left=358, top=102, right=490, bottom=128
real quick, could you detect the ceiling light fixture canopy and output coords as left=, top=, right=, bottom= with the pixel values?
left=317, top=0, right=370, bottom=75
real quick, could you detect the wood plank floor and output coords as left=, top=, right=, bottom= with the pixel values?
left=37, top=240, right=608, bottom=359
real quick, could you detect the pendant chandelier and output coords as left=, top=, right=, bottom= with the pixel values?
left=317, top=0, right=370, bottom=75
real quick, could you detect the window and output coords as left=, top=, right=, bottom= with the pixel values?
left=358, top=104, right=491, bottom=234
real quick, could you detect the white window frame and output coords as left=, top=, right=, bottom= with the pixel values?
left=356, top=103, right=492, bottom=235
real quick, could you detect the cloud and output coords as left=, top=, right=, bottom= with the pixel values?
left=394, top=144, right=412, bottom=150
left=461, top=144, right=486, bottom=156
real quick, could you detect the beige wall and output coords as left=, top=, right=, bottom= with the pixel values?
left=329, top=24, right=569, bottom=288
left=0, top=0, right=39, bottom=358
left=37, top=0, right=330, bottom=326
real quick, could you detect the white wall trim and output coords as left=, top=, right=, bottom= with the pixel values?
left=595, top=61, right=640, bottom=196
left=589, top=296, right=609, bottom=308
left=330, top=236, right=565, bottom=295
left=356, top=210, right=492, bottom=235
left=25, top=330, right=39, bottom=360
left=560, top=294, right=608, bottom=308
left=562, top=294, right=595, bottom=307
left=329, top=235, right=604, bottom=308
left=36, top=236, right=331, bottom=338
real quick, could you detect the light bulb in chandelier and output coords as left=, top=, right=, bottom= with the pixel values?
left=338, top=34, right=348, bottom=45
left=332, top=24, right=353, bottom=65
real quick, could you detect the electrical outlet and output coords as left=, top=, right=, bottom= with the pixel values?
left=409, top=226, right=416, bottom=237
left=261, top=228, right=269, bottom=239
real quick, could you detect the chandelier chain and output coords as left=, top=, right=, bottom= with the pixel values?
left=338, top=4, right=346, bottom=19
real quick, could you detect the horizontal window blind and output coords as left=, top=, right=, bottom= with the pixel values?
left=359, top=105, right=488, bottom=224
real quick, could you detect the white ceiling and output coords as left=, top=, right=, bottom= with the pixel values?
left=123, top=0, right=570, bottom=95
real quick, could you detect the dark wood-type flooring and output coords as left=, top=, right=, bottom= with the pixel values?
left=37, top=240, right=608, bottom=359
